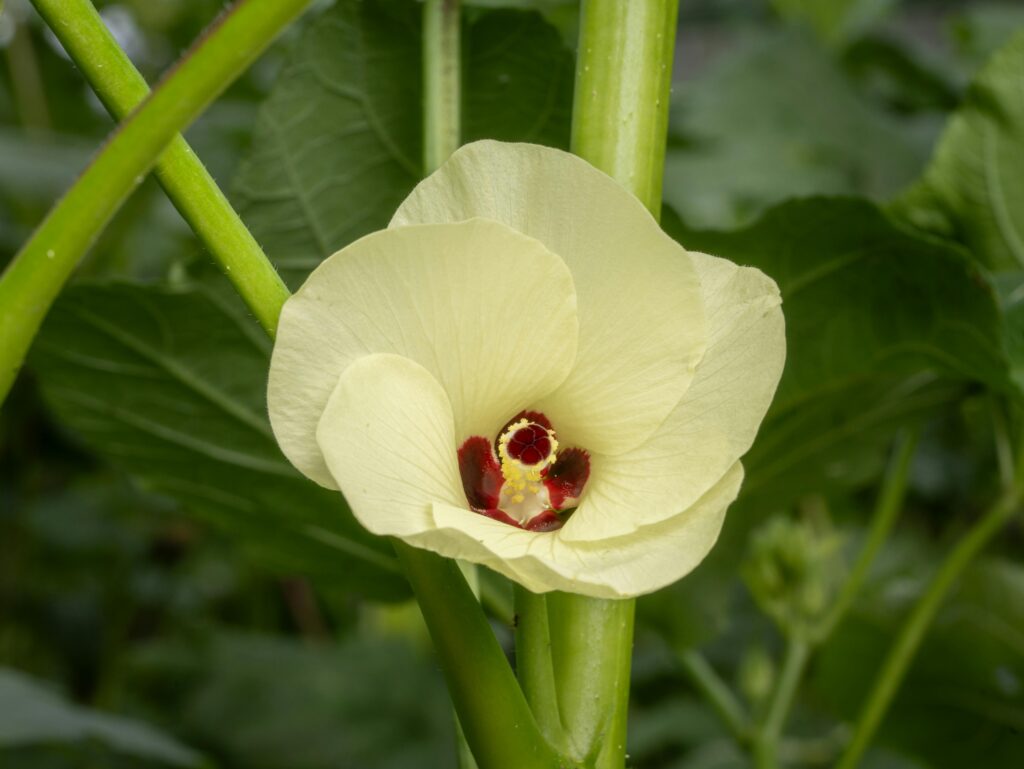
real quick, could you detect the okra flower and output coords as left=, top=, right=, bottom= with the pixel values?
left=268, top=141, right=785, bottom=599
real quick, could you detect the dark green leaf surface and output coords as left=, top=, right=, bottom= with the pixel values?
left=0, top=668, right=201, bottom=766
left=31, top=282, right=407, bottom=599
left=666, top=197, right=1012, bottom=504
left=234, top=0, right=573, bottom=287
left=462, top=9, right=573, bottom=148
left=898, top=30, right=1024, bottom=271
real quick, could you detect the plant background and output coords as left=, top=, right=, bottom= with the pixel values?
left=2, top=0, right=1024, bottom=767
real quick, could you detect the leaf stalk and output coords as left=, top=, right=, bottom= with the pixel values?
left=833, top=480, right=1023, bottom=769
left=0, top=0, right=310, bottom=405
left=27, top=0, right=290, bottom=339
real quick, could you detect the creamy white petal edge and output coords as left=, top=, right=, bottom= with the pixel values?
left=269, top=219, right=578, bottom=488
left=419, top=463, right=744, bottom=598
left=391, top=140, right=707, bottom=457
left=315, top=352, right=743, bottom=599
left=560, top=252, right=785, bottom=542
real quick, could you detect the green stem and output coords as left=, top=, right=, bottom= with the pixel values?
left=523, top=5, right=678, bottom=767
left=677, top=648, right=751, bottom=744
left=817, top=430, right=919, bottom=640
left=423, top=0, right=461, bottom=173
left=30, top=0, right=290, bottom=338
left=833, top=486, right=1023, bottom=769
left=393, top=543, right=567, bottom=769
left=514, top=587, right=569, bottom=753
left=547, top=594, right=634, bottom=768
left=0, top=0, right=310, bottom=405
left=572, top=0, right=679, bottom=218
left=754, top=639, right=811, bottom=769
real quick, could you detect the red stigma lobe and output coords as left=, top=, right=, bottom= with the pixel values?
left=506, top=423, right=552, bottom=465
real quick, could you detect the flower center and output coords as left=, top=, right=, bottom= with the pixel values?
left=457, top=411, right=590, bottom=532
left=505, top=423, right=554, bottom=466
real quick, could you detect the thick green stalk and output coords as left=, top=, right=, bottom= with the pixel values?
left=423, top=0, right=461, bottom=173
left=572, top=0, right=678, bottom=218
left=753, top=639, right=810, bottom=769
left=30, top=0, right=290, bottom=338
left=547, top=594, right=635, bottom=768
left=516, top=4, right=679, bottom=767
left=0, top=0, right=311, bottom=405
left=817, top=431, right=918, bottom=639
left=394, top=543, right=567, bottom=769
left=833, top=486, right=1022, bottom=769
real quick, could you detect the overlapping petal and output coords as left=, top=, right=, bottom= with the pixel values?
left=560, top=253, right=785, bottom=542
left=316, top=353, right=464, bottom=537
left=391, top=141, right=707, bottom=457
left=269, top=218, right=578, bottom=488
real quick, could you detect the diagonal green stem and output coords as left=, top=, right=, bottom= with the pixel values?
left=678, top=648, right=751, bottom=744
left=817, top=430, right=919, bottom=640
left=0, top=0, right=311, bottom=405
left=394, top=543, right=567, bottom=769
left=29, top=0, right=290, bottom=339
left=833, top=485, right=1023, bottom=769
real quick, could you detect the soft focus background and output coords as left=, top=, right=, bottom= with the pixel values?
left=2, top=1, right=1024, bottom=767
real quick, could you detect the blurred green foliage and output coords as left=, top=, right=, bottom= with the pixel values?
left=3, top=1, right=1024, bottom=768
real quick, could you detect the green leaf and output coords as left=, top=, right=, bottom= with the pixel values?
left=666, top=197, right=1012, bottom=505
left=233, top=0, right=573, bottom=286
left=647, top=197, right=1010, bottom=647
left=813, top=557, right=1024, bottom=769
left=31, top=282, right=407, bottom=599
left=462, top=9, right=573, bottom=149
left=136, top=632, right=455, bottom=769
left=664, top=30, right=933, bottom=230
left=897, top=30, right=1024, bottom=271
left=0, top=668, right=201, bottom=766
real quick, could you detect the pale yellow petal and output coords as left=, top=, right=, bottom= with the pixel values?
left=269, top=219, right=578, bottom=488
left=410, top=462, right=744, bottom=599
left=391, top=141, right=706, bottom=456
left=560, top=253, right=784, bottom=542
left=316, top=353, right=465, bottom=537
